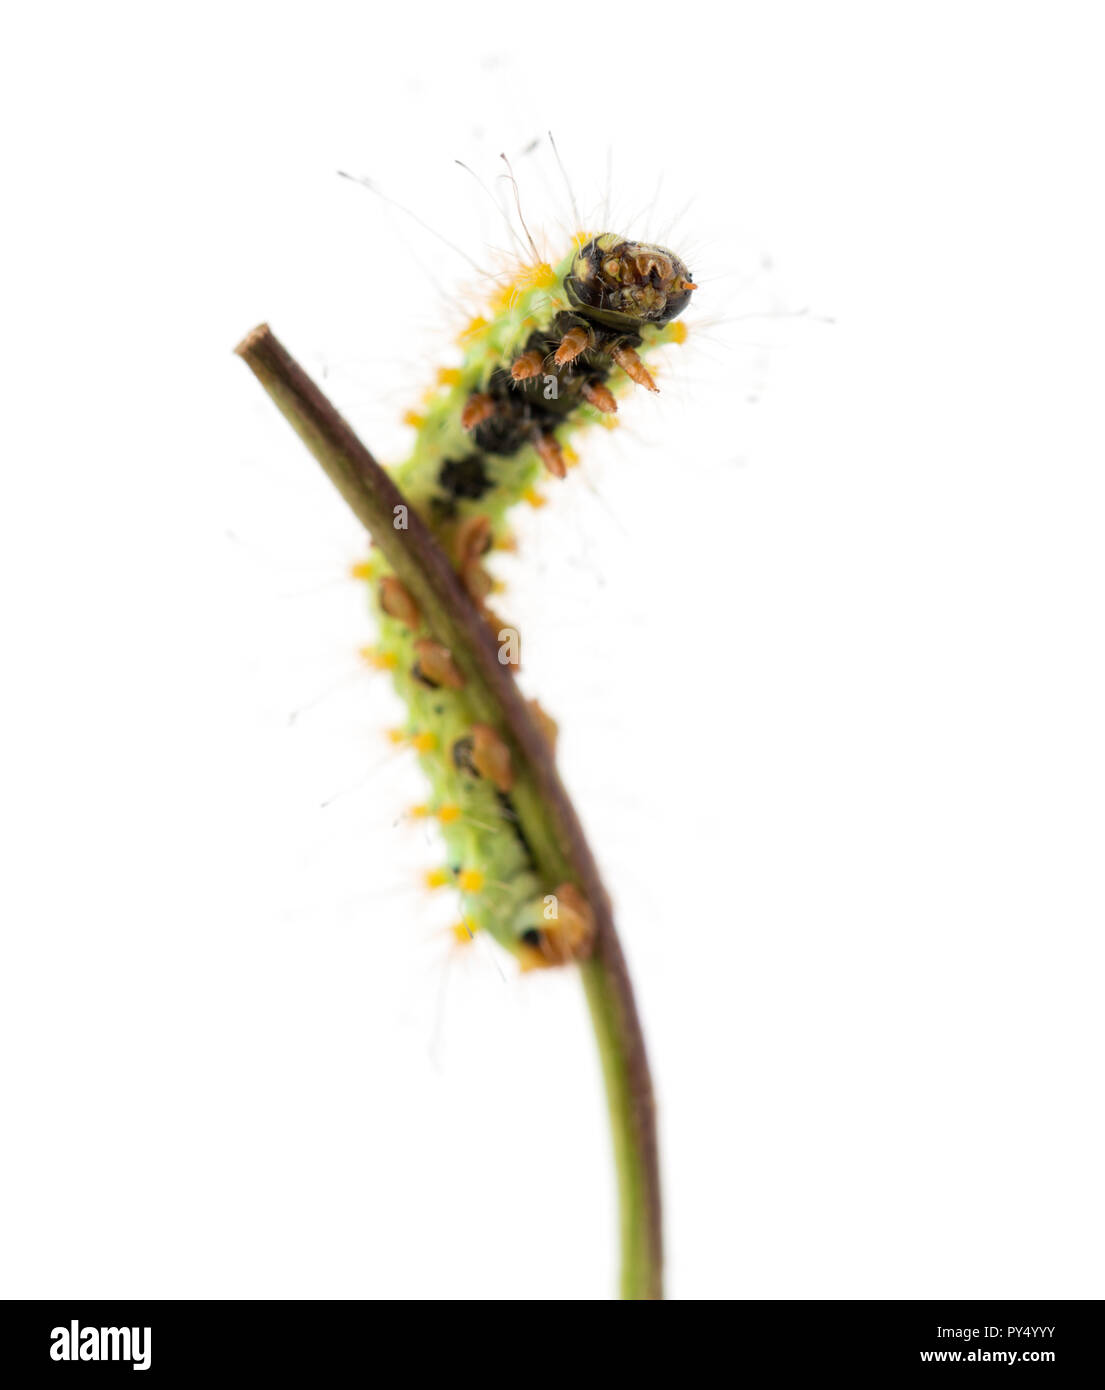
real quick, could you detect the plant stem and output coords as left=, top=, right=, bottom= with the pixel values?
left=236, top=324, right=663, bottom=1300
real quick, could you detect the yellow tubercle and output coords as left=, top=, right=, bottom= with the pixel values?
left=489, top=262, right=558, bottom=317
left=523, top=487, right=547, bottom=509
left=424, top=868, right=450, bottom=890
left=389, top=728, right=438, bottom=754
left=361, top=646, right=398, bottom=670
left=457, top=868, right=484, bottom=894
left=457, top=315, right=490, bottom=346
left=488, top=281, right=517, bottom=315
left=412, top=803, right=461, bottom=825
left=350, top=559, right=375, bottom=581
left=517, top=262, right=557, bottom=292
left=451, top=919, right=478, bottom=945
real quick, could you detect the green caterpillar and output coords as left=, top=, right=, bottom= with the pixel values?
left=359, top=232, right=696, bottom=969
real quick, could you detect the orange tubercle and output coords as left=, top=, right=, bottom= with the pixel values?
left=554, top=325, right=591, bottom=366
left=413, top=638, right=466, bottom=690
left=582, top=381, right=618, bottom=415
left=470, top=723, right=513, bottom=793
left=612, top=344, right=658, bottom=392
left=510, top=348, right=545, bottom=381
left=379, top=575, right=421, bottom=630
left=534, top=433, right=567, bottom=479
left=461, top=393, right=496, bottom=431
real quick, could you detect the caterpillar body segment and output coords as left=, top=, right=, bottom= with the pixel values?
left=362, top=230, right=695, bottom=968
left=391, top=234, right=694, bottom=527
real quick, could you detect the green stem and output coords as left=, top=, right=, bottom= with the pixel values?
left=581, top=956, right=662, bottom=1299
left=236, top=324, right=663, bottom=1300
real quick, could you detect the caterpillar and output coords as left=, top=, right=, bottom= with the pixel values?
left=360, top=225, right=696, bottom=970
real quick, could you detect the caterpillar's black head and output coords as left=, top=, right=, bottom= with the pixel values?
left=565, top=234, right=696, bottom=331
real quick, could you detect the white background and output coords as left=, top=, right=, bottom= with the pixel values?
left=2, top=2, right=1103, bottom=1300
